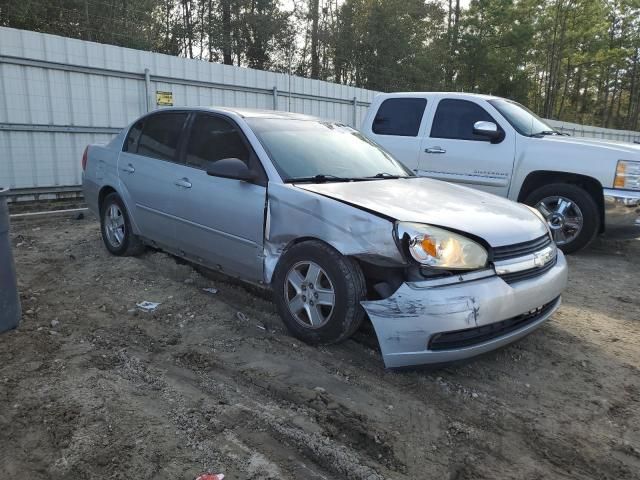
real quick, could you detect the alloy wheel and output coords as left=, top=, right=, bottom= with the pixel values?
left=284, top=261, right=336, bottom=329
left=104, top=203, right=125, bottom=248
left=536, top=195, right=584, bottom=245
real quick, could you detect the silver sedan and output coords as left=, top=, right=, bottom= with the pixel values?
left=82, top=107, right=567, bottom=368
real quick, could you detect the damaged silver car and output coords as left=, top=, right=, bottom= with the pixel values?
left=82, top=107, right=568, bottom=368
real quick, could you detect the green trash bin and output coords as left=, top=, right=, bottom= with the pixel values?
left=0, top=187, right=21, bottom=333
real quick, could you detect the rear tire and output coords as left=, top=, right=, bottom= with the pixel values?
left=100, top=192, right=144, bottom=256
left=524, top=183, right=599, bottom=254
left=272, top=240, right=367, bottom=345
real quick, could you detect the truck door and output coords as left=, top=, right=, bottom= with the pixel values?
left=419, top=98, right=514, bottom=197
left=368, top=97, right=429, bottom=172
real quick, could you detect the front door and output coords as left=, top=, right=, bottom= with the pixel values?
left=418, top=98, right=514, bottom=197
left=118, top=112, right=189, bottom=249
left=171, top=113, right=267, bottom=282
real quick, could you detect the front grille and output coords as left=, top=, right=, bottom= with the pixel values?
left=428, top=298, right=559, bottom=351
left=492, top=235, right=552, bottom=262
left=499, top=256, right=557, bottom=284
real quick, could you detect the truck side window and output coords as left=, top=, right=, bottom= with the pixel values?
left=430, top=99, right=499, bottom=141
left=185, top=114, right=251, bottom=170
left=124, top=120, right=143, bottom=152
left=136, top=113, right=188, bottom=162
left=372, top=98, right=427, bottom=136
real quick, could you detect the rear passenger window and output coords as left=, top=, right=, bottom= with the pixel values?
left=430, top=99, right=498, bottom=141
left=124, top=120, right=143, bottom=152
left=372, top=98, right=427, bottom=136
left=185, top=114, right=251, bottom=169
left=136, top=113, right=187, bottom=162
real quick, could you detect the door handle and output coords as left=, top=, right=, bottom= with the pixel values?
left=121, top=163, right=135, bottom=174
left=425, top=147, right=446, bottom=154
left=174, top=178, right=192, bottom=189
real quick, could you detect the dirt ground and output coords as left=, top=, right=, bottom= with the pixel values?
left=1, top=213, right=639, bottom=480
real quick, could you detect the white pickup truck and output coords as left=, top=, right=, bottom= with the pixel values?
left=362, top=92, right=640, bottom=252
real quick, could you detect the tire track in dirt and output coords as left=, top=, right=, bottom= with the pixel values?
left=173, top=347, right=393, bottom=479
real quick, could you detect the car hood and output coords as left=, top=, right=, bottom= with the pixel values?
left=296, top=177, right=548, bottom=247
left=544, top=135, right=640, bottom=156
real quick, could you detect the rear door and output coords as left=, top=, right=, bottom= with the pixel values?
left=170, top=112, right=267, bottom=282
left=118, top=111, right=188, bottom=249
left=419, top=98, right=514, bottom=196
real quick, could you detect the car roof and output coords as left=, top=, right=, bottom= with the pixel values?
left=151, top=106, right=322, bottom=121
left=377, top=92, right=502, bottom=101
left=213, top=107, right=320, bottom=120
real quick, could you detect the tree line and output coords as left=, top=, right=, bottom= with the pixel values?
left=1, top=0, right=639, bottom=130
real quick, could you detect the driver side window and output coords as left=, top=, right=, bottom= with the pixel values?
left=430, top=99, right=500, bottom=141
left=186, top=114, right=251, bottom=170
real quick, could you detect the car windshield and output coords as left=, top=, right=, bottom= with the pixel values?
left=488, top=99, right=556, bottom=137
left=245, top=118, right=413, bottom=182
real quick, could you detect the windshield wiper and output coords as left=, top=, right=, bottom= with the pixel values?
left=285, top=174, right=359, bottom=184
left=365, top=172, right=404, bottom=179
left=532, top=130, right=569, bottom=137
left=285, top=172, right=410, bottom=183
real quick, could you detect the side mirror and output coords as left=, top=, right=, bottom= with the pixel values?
left=473, top=121, right=503, bottom=143
left=206, top=158, right=257, bottom=182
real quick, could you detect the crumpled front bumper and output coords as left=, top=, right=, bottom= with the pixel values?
left=361, top=252, right=568, bottom=368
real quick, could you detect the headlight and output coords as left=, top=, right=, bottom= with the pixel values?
left=396, top=222, right=488, bottom=270
left=614, top=160, right=640, bottom=190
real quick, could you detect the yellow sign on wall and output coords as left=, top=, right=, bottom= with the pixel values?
left=156, top=91, right=173, bottom=106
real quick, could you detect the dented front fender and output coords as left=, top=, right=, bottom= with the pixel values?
left=263, top=183, right=405, bottom=283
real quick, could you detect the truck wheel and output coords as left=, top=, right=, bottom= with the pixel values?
left=100, top=192, right=145, bottom=256
left=524, top=183, right=600, bottom=254
left=272, top=240, right=367, bottom=345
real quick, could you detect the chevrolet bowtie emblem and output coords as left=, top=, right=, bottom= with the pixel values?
left=533, top=247, right=555, bottom=268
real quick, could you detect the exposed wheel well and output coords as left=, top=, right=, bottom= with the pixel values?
left=281, top=236, right=323, bottom=252
left=517, top=171, right=605, bottom=232
left=98, top=186, right=117, bottom=212
left=269, top=236, right=332, bottom=282
left=274, top=237, right=406, bottom=300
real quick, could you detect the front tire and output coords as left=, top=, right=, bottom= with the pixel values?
left=524, top=183, right=600, bottom=254
left=272, top=240, right=367, bottom=345
left=100, top=192, right=144, bottom=256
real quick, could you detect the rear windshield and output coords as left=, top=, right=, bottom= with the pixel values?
left=245, top=118, right=412, bottom=181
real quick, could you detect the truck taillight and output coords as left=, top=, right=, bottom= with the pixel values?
left=81, top=146, right=88, bottom=171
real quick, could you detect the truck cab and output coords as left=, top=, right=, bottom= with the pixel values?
left=362, top=92, right=640, bottom=253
